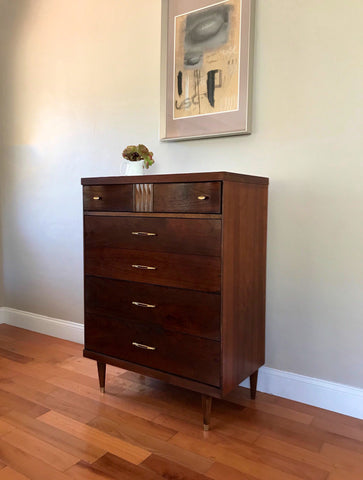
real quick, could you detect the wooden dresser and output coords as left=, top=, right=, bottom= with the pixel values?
left=81, top=172, right=268, bottom=429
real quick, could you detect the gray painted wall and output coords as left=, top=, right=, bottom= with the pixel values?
left=0, top=0, right=362, bottom=388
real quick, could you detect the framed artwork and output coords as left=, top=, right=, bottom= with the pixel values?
left=160, top=0, right=255, bottom=141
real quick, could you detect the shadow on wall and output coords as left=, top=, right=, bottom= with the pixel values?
left=0, top=0, right=31, bottom=145
left=0, top=0, right=31, bottom=305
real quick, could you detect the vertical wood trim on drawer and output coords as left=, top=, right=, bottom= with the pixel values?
left=134, top=184, right=153, bottom=212
left=221, top=181, right=268, bottom=396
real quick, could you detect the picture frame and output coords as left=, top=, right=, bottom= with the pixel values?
left=160, top=0, right=255, bottom=141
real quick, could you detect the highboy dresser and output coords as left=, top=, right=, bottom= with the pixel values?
left=82, top=172, right=268, bottom=429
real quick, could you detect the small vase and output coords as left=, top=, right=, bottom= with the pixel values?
left=122, top=159, right=144, bottom=176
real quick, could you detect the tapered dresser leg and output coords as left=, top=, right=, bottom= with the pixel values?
left=97, top=361, right=106, bottom=393
left=202, top=395, right=212, bottom=431
left=250, top=369, right=258, bottom=400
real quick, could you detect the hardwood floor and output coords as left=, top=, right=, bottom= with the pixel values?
left=0, top=324, right=362, bottom=480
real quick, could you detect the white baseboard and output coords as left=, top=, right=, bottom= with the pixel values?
left=0, top=306, right=83, bottom=344
left=1, top=306, right=362, bottom=420
left=241, top=367, right=363, bottom=420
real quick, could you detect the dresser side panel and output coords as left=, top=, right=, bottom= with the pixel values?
left=221, top=180, right=268, bottom=395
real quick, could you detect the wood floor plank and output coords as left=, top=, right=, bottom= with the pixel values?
left=38, top=410, right=151, bottom=465
left=0, top=347, right=33, bottom=364
left=182, top=430, right=330, bottom=480
left=0, top=325, right=79, bottom=357
left=0, top=466, right=31, bottom=480
left=9, top=372, right=57, bottom=394
left=170, top=432, right=307, bottom=480
left=327, top=468, right=363, bottom=480
left=46, top=375, right=163, bottom=421
left=57, top=356, right=120, bottom=380
left=320, top=443, right=363, bottom=473
left=0, top=358, right=66, bottom=381
left=154, top=412, right=261, bottom=444
left=0, top=337, right=69, bottom=364
left=223, top=390, right=314, bottom=426
left=66, top=461, right=115, bottom=480
left=206, top=462, right=260, bottom=480
left=255, top=435, right=334, bottom=473
left=1, top=411, right=107, bottom=464
left=141, top=453, right=213, bottom=480
left=4, top=360, right=102, bottom=390
left=87, top=415, right=214, bottom=474
left=115, top=371, right=212, bottom=424
left=231, top=408, right=325, bottom=452
left=0, top=379, right=95, bottom=423
left=46, top=376, right=175, bottom=440
left=0, top=387, right=48, bottom=418
left=2, top=428, right=80, bottom=471
left=0, top=325, right=362, bottom=480
left=0, top=439, right=71, bottom=480
left=312, top=417, right=363, bottom=443
left=45, top=367, right=103, bottom=388
left=0, top=418, right=15, bottom=436
left=91, top=452, right=162, bottom=480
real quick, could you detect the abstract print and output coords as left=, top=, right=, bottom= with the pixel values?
left=173, top=0, right=241, bottom=119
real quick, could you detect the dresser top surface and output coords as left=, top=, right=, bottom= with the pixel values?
left=81, top=171, right=269, bottom=186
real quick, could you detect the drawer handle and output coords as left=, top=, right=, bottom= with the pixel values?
left=132, top=301, right=156, bottom=308
left=198, top=195, right=209, bottom=200
left=132, top=342, right=156, bottom=351
left=132, top=232, right=157, bottom=237
left=93, top=196, right=102, bottom=201
left=132, top=264, right=156, bottom=270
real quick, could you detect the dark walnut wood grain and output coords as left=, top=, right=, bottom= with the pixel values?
left=85, top=314, right=221, bottom=386
left=221, top=181, right=268, bottom=395
left=84, top=216, right=221, bottom=256
left=153, top=182, right=221, bottom=213
left=85, top=276, right=221, bottom=340
left=84, top=349, right=223, bottom=398
left=82, top=172, right=268, bottom=429
left=83, top=185, right=133, bottom=211
left=84, top=248, right=221, bottom=293
left=81, top=171, right=269, bottom=185
left=97, top=361, right=106, bottom=392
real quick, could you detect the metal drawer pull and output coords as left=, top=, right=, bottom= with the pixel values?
left=132, top=342, right=156, bottom=351
left=132, top=264, right=156, bottom=270
left=93, top=196, right=102, bottom=200
left=132, top=232, right=157, bottom=237
left=198, top=195, right=209, bottom=200
left=132, top=301, right=156, bottom=308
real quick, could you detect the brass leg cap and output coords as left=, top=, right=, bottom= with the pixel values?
left=203, top=424, right=210, bottom=431
left=100, top=387, right=105, bottom=393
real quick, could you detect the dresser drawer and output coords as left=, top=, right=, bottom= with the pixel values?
left=83, top=185, right=133, bottom=211
left=85, top=314, right=221, bottom=386
left=84, top=216, right=221, bottom=257
left=153, top=182, right=221, bottom=213
left=85, top=249, right=220, bottom=292
left=85, top=276, right=221, bottom=340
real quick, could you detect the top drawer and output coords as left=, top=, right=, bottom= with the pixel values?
left=154, top=182, right=221, bottom=213
left=83, top=185, right=133, bottom=211
left=83, top=182, right=221, bottom=213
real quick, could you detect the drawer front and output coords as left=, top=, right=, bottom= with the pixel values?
left=83, top=185, right=133, bottom=211
left=85, top=314, right=221, bottom=386
left=84, top=249, right=220, bottom=293
left=153, top=182, right=221, bottom=213
left=84, top=216, right=221, bottom=257
left=85, top=276, right=221, bottom=340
